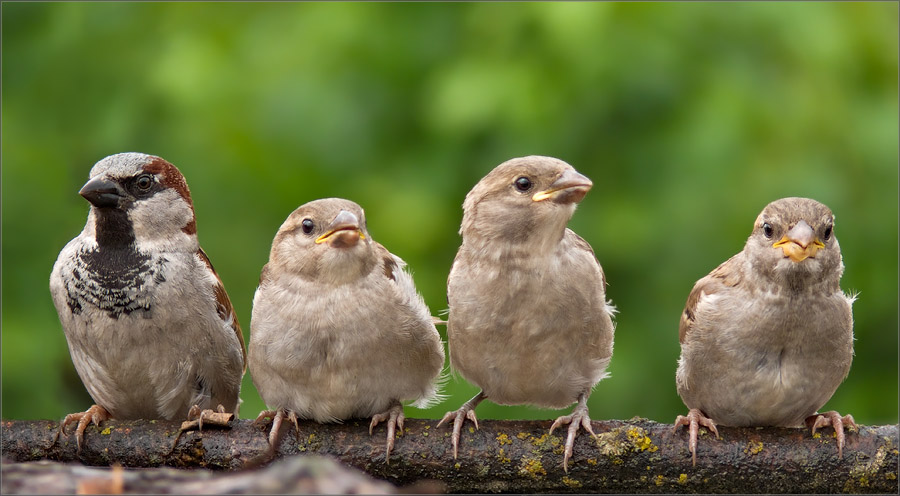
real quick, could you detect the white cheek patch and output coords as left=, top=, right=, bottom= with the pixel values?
left=130, top=189, right=196, bottom=251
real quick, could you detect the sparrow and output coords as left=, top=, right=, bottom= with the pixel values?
left=674, top=197, right=856, bottom=465
left=49, top=152, right=246, bottom=451
left=248, top=198, right=445, bottom=462
left=438, top=156, right=616, bottom=472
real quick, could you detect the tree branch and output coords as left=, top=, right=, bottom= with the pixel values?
left=2, top=418, right=897, bottom=493
left=1, top=454, right=402, bottom=495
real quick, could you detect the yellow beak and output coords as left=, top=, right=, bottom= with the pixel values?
left=532, top=169, right=593, bottom=203
left=315, top=210, right=366, bottom=245
left=772, top=220, right=825, bottom=262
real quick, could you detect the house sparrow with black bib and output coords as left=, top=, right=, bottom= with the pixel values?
left=438, top=156, right=616, bottom=472
left=249, top=198, right=445, bottom=462
left=49, top=152, right=246, bottom=451
left=675, top=197, right=856, bottom=465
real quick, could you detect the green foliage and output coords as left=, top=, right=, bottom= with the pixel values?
left=2, top=2, right=897, bottom=426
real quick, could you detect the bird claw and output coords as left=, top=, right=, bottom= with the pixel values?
left=806, top=411, right=857, bottom=458
left=253, top=408, right=301, bottom=449
left=56, top=404, right=110, bottom=454
left=465, top=408, right=479, bottom=430
left=170, top=404, right=233, bottom=453
left=438, top=391, right=486, bottom=460
left=279, top=409, right=302, bottom=448
left=437, top=408, right=472, bottom=460
left=370, top=401, right=405, bottom=463
left=674, top=408, right=719, bottom=466
left=549, top=403, right=596, bottom=473
left=254, top=409, right=277, bottom=427
left=185, top=404, right=231, bottom=432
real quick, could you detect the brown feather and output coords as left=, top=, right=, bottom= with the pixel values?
left=141, top=157, right=197, bottom=235
left=679, top=254, right=743, bottom=344
left=378, top=249, right=399, bottom=282
left=197, top=248, right=247, bottom=372
left=569, top=230, right=607, bottom=289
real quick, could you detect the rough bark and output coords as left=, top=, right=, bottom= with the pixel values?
left=2, top=417, right=897, bottom=493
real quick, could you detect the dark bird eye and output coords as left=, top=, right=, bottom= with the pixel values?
left=301, top=219, right=315, bottom=234
left=823, top=224, right=833, bottom=241
left=514, top=176, right=533, bottom=192
left=135, top=174, right=154, bottom=191
left=763, top=222, right=774, bottom=238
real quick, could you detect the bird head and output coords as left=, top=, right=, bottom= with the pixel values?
left=80, top=153, right=198, bottom=252
left=270, top=198, right=375, bottom=284
left=746, top=197, right=843, bottom=289
left=461, top=156, right=592, bottom=250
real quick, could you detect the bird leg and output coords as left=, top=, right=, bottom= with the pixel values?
left=55, top=404, right=110, bottom=454
left=255, top=408, right=300, bottom=449
left=673, top=408, right=720, bottom=466
left=369, top=399, right=405, bottom=463
left=549, top=392, right=597, bottom=473
left=437, top=390, right=486, bottom=459
left=806, top=410, right=857, bottom=458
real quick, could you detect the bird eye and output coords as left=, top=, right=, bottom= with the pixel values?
left=514, top=176, right=533, bottom=192
left=135, top=174, right=154, bottom=191
left=823, top=224, right=833, bottom=241
left=301, top=219, right=315, bottom=235
left=763, top=222, right=774, bottom=238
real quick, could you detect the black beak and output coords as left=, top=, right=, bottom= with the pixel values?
left=79, top=177, right=123, bottom=208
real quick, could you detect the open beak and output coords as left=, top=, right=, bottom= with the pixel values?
left=315, top=210, right=366, bottom=248
left=532, top=169, right=593, bottom=204
left=772, top=220, right=825, bottom=262
left=79, top=176, right=124, bottom=208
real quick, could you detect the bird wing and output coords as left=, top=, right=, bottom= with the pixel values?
left=445, top=248, right=465, bottom=306
left=373, top=242, right=403, bottom=282
left=567, top=229, right=607, bottom=290
left=679, top=253, right=743, bottom=344
left=373, top=242, right=427, bottom=307
left=197, top=247, right=247, bottom=372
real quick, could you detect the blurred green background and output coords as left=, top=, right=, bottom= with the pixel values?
left=2, top=2, right=897, bottom=426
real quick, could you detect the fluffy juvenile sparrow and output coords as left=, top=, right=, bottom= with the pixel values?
left=674, top=197, right=856, bottom=465
left=49, top=152, right=246, bottom=450
left=438, top=156, right=615, bottom=472
left=249, top=198, right=445, bottom=462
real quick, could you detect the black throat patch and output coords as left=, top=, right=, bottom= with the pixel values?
left=65, top=247, right=168, bottom=319
left=64, top=208, right=168, bottom=318
left=93, top=207, right=136, bottom=248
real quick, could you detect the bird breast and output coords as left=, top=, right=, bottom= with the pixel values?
left=678, top=288, right=853, bottom=426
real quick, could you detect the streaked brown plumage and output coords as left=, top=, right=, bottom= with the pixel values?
left=674, top=197, right=855, bottom=465
left=49, top=153, right=246, bottom=451
left=249, top=198, right=445, bottom=462
left=439, top=156, right=615, bottom=472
